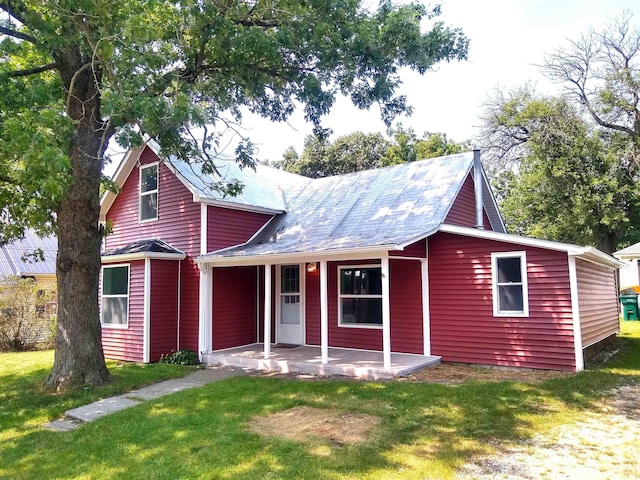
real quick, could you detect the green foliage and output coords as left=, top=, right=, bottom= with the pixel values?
left=159, top=349, right=200, bottom=366
left=383, top=124, right=468, bottom=165
left=0, top=0, right=469, bottom=241
left=0, top=276, right=56, bottom=351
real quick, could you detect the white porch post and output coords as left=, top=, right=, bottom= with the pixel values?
left=264, top=264, right=272, bottom=359
left=198, top=264, right=212, bottom=358
left=568, top=256, right=584, bottom=372
left=320, top=260, right=329, bottom=364
left=421, top=258, right=431, bottom=356
left=143, top=258, right=151, bottom=363
left=381, top=256, right=391, bottom=368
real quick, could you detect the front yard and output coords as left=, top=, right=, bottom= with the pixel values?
left=1, top=323, right=639, bottom=479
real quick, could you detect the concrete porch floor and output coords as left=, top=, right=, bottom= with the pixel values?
left=202, top=344, right=441, bottom=380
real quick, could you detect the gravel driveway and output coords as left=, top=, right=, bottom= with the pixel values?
left=457, top=385, right=640, bottom=479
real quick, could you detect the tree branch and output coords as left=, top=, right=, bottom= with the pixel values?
left=6, top=62, right=57, bottom=78
left=0, top=24, right=38, bottom=44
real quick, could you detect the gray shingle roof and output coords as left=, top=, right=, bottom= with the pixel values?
left=102, top=239, right=184, bottom=257
left=201, top=152, right=476, bottom=259
left=0, top=230, right=57, bottom=277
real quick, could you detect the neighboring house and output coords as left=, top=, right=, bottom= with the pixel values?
left=99, top=141, right=622, bottom=372
left=613, top=242, right=640, bottom=290
left=0, top=230, right=57, bottom=288
left=0, top=230, right=58, bottom=346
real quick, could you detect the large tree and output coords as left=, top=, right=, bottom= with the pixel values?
left=480, top=13, right=640, bottom=253
left=481, top=88, right=640, bottom=253
left=544, top=11, right=640, bottom=169
left=0, top=1, right=468, bottom=390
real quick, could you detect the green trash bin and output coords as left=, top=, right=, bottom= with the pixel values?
left=620, top=295, right=639, bottom=321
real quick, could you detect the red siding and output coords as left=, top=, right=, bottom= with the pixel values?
left=390, top=259, right=424, bottom=354
left=212, top=266, right=258, bottom=349
left=305, top=260, right=383, bottom=351
left=305, top=268, right=321, bottom=345
left=102, top=260, right=144, bottom=362
left=428, top=232, right=576, bottom=371
left=104, top=146, right=201, bottom=352
left=576, top=259, right=620, bottom=347
left=305, top=259, right=424, bottom=353
left=445, top=174, right=492, bottom=229
left=389, top=239, right=427, bottom=258
left=149, top=260, right=180, bottom=362
left=207, top=206, right=272, bottom=252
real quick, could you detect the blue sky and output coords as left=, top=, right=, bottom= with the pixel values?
left=105, top=0, right=639, bottom=172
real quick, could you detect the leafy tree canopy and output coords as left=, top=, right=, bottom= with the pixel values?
left=0, top=0, right=468, bottom=389
left=281, top=125, right=468, bottom=177
left=482, top=87, right=640, bottom=254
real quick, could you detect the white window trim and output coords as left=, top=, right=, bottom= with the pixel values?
left=101, top=263, right=130, bottom=329
left=491, top=251, right=529, bottom=317
left=139, top=162, right=159, bottom=223
left=338, top=264, right=383, bottom=329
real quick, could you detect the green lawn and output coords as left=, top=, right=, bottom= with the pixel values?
left=2, top=323, right=639, bottom=480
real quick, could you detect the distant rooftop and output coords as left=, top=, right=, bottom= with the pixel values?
left=0, top=229, right=57, bottom=277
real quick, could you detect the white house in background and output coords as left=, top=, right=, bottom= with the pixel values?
left=614, top=242, right=640, bottom=290
left=0, top=229, right=57, bottom=288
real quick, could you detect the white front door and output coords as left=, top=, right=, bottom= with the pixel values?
left=278, top=264, right=304, bottom=345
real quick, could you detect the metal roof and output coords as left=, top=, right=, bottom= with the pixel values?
left=167, top=155, right=311, bottom=213
left=200, top=152, right=476, bottom=260
left=0, top=230, right=57, bottom=277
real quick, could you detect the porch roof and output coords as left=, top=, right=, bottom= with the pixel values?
left=198, top=152, right=475, bottom=264
left=101, top=239, right=186, bottom=263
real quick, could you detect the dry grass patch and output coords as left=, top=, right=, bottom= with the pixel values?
left=248, top=406, right=381, bottom=445
left=405, top=363, right=570, bottom=384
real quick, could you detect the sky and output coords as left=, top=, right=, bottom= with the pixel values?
left=105, top=0, right=639, bottom=172
left=237, top=0, right=640, bottom=162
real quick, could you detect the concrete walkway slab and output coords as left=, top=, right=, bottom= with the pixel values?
left=66, top=396, right=141, bottom=422
left=45, top=366, right=244, bottom=431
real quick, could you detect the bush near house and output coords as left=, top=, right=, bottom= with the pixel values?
left=0, top=276, right=57, bottom=351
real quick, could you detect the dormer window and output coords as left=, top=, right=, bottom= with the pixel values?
left=139, top=163, right=158, bottom=222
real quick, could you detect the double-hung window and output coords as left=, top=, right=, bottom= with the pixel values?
left=101, top=265, right=130, bottom=327
left=339, top=266, right=382, bottom=327
left=139, top=163, right=158, bottom=221
left=491, top=252, right=529, bottom=316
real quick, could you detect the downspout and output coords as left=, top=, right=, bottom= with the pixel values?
left=473, top=149, right=484, bottom=229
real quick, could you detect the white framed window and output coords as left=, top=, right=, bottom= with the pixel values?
left=338, top=265, right=382, bottom=328
left=101, top=264, right=130, bottom=328
left=139, top=163, right=158, bottom=222
left=491, top=251, right=529, bottom=317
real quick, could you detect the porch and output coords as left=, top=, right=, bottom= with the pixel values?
left=202, top=344, right=441, bottom=380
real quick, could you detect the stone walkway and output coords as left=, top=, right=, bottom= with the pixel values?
left=45, top=366, right=242, bottom=431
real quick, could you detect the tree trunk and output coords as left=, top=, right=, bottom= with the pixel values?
left=43, top=49, right=111, bottom=390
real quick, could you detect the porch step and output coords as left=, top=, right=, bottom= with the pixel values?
left=201, top=344, right=441, bottom=380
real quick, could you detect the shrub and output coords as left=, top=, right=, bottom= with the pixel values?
left=0, top=276, right=57, bottom=351
left=159, top=349, right=200, bottom=365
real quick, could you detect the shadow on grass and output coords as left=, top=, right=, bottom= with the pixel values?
left=2, top=330, right=640, bottom=479
left=1, top=372, right=617, bottom=480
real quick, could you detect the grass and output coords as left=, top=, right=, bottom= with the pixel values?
left=1, top=323, right=640, bottom=479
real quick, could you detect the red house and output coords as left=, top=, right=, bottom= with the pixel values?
left=99, top=141, right=622, bottom=376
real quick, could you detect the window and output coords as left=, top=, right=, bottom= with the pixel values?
left=139, top=163, right=158, bottom=221
left=101, top=265, right=130, bottom=327
left=339, top=266, right=382, bottom=327
left=491, top=252, right=529, bottom=316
